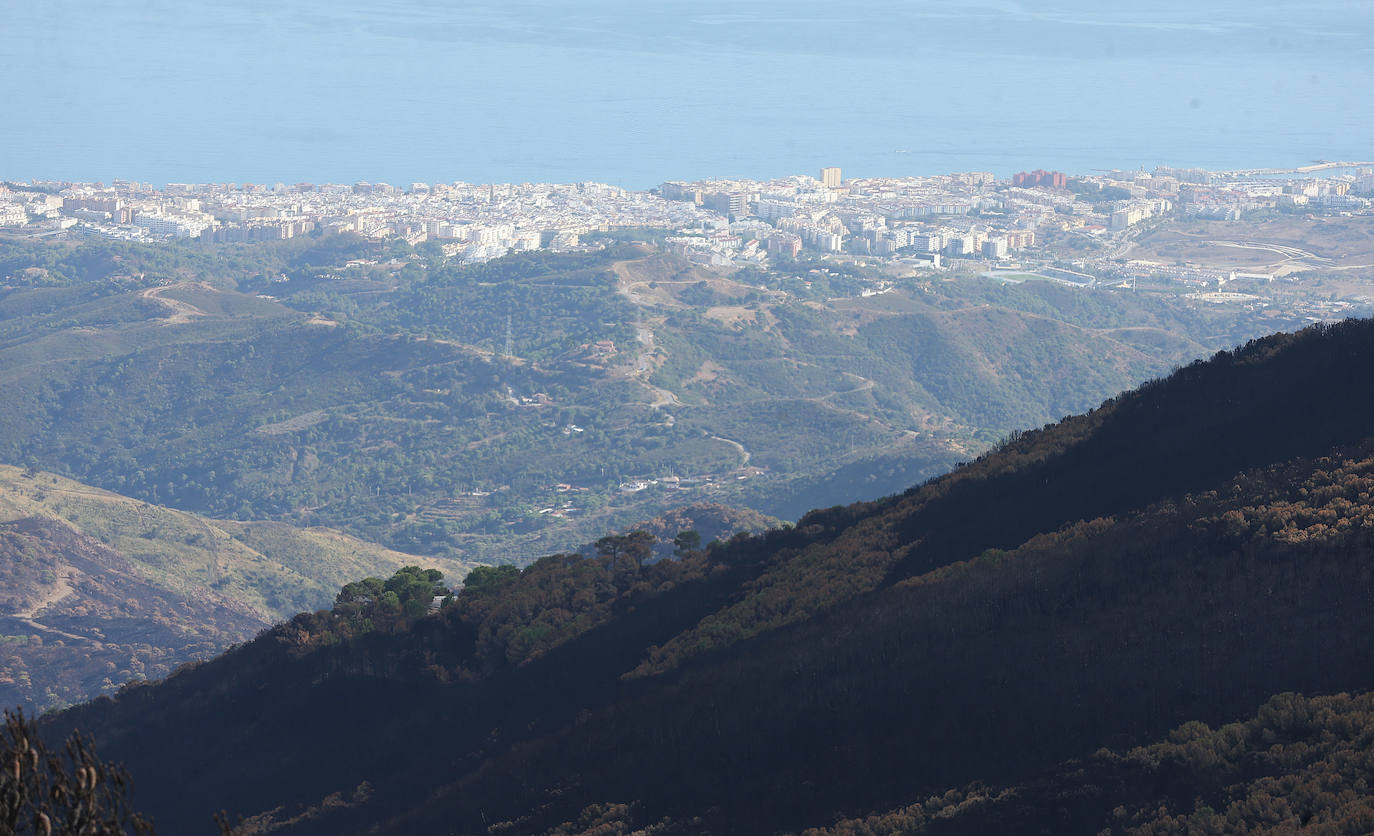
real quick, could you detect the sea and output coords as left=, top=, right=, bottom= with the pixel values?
left=4, top=0, right=1372, bottom=189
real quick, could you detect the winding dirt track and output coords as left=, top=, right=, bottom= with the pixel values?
left=8, top=571, right=97, bottom=644
left=708, top=435, right=751, bottom=467
left=12, top=572, right=73, bottom=620
left=138, top=282, right=210, bottom=324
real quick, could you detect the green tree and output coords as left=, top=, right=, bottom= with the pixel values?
left=332, top=567, right=449, bottom=625
left=382, top=566, right=448, bottom=618
left=673, top=530, right=702, bottom=557
left=333, top=577, right=385, bottom=620
left=595, top=531, right=656, bottom=574
left=460, top=565, right=520, bottom=598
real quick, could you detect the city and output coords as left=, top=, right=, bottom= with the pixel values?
left=3, top=163, right=1371, bottom=280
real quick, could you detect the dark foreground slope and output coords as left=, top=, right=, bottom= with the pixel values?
left=50, top=319, right=1374, bottom=834
left=799, top=690, right=1374, bottom=835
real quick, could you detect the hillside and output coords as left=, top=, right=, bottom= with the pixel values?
left=0, top=237, right=1309, bottom=561
left=0, top=464, right=467, bottom=712
left=47, top=318, right=1374, bottom=834
left=527, top=691, right=1374, bottom=834
left=792, top=691, right=1374, bottom=835
left=610, top=501, right=780, bottom=561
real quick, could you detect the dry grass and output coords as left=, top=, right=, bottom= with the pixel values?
left=1129, top=216, right=1374, bottom=273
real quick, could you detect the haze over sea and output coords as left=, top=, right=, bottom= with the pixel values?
left=5, top=0, right=1372, bottom=189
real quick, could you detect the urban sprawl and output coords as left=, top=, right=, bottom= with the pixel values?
left=3, top=163, right=1373, bottom=289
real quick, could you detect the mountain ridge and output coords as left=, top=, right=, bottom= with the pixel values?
left=37, top=316, right=1374, bottom=833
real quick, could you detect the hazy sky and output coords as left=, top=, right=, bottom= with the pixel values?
left=4, top=1, right=1371, bottom=186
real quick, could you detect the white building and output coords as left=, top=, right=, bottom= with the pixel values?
left=981, top=237, right=1009, bottom=259
left=0, top=204, right=28, bottom=226
left=908, top=232, right=945, bottom=252
left=755, top=198, right=800, bottom=222
left=132, top=212, right=209, bottom=238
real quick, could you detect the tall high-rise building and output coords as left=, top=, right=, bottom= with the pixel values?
left=704, top=192, right=749, bottom=219
left=820, top=167, right=842, bottom=189
left=1013, top=170, right=1067, bottom=189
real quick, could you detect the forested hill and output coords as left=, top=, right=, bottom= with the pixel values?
left=879, top=312, right=1374, bottom=581
left=795, top=691, right=1374, bottom=835
left=48, top=318, right=1374, bottom=834
left=0, top=236, right=1307, bottom=564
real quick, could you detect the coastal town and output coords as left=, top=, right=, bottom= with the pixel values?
left=2, top=162, right=1372, bottom=293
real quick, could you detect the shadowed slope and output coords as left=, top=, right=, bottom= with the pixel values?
left=47, top=319, right=1374, bottom=834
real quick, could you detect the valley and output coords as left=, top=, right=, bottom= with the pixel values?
left=0, top=235, right=1317, bottom=566
left=42, top=317, right=1374, bottom=834
left=0, top=231, right=1348, bottom=710
left=5, top=0, right=1374, bottom=829
left=3, top=231, right=1374, bottom=829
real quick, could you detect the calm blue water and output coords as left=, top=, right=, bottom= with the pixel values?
left=3, top=1, right=1371, bottom=188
